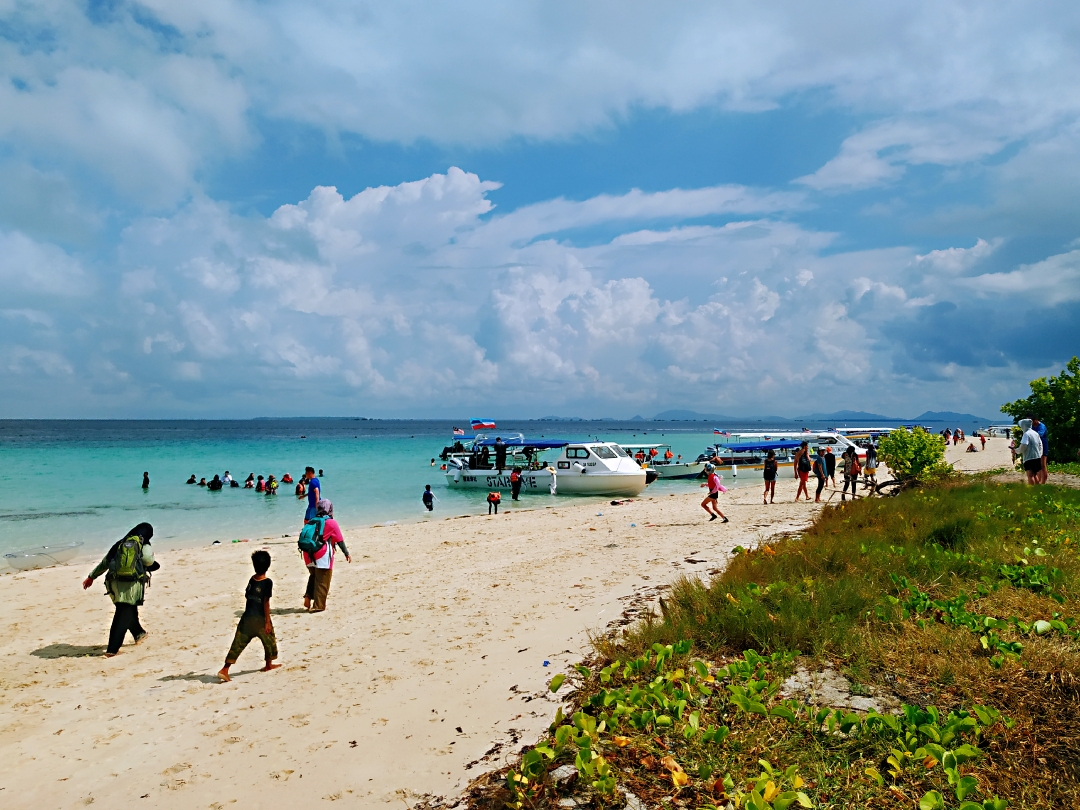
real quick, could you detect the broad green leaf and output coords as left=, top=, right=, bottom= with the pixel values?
left=956, top=775, right=979, bottom=801
left=549, top=674, right=566, bottom=693
left=919, top=790, right=945, bottom=810
left=1033, top=620, right=1052, bottom=635
left=769, top=705, right=798, bottom=722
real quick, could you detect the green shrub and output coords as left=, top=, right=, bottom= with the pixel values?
left=879, top=426, right=949, bottom=481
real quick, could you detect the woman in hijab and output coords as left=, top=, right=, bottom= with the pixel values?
left=82, top=523, right=160, bottom=657
left=301, top=499, right=351, bottom=612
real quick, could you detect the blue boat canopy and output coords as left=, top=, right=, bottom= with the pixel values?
left=714, top=440, right=803, bottom=453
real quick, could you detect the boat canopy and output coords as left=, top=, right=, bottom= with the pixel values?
left=715, top=440, right=803, bottom=453
left=472, top=436, right=569, bottom=449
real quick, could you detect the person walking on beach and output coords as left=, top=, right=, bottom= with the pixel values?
left=302, top=467, right=321, bottom=522
left=794, top=441, right=812, bottom=501
left=82, top=523, right=159, bottom=657
left=422, top=485, right=436, bottom=511
left=302, top=499, right=351, bottom=612
left=824, top=447, right=836, bottom=488
left=762, top=449, right=777, bottom=504
left=864, top=443, right=878, bottom=490
left=218, top=550, right=280, bottom=682
left=510, top=468, right=522, bottom=501
left=700, top=463, right=729, bottom=522
left=1032, top=417, right=1048, bottom=484
left=841, top=446, right=861, bottom=501
left=813, top=449, right=828, bottom=502
left=1017, top=419, right=1043, bottom=485
left=141, top=471, right=150, bottom=489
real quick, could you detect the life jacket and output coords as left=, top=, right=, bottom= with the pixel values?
left=510, top=471, right=520, bottom=483
left=487, top=492, right=501, bottom=503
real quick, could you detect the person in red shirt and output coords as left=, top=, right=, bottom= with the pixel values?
left=302, top=499, right=351, bottom=612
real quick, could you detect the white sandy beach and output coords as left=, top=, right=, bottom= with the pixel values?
left=0, top=440, right=1012, bottom=809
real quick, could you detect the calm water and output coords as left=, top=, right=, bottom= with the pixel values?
left=0, top=419, right=732, bottom=558
left=0, top=417, right=981, bottom=560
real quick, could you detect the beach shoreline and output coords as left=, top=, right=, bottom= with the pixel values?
left=0, top=476, right=824, bottom=808
left=0, top=439, right=1012, bottom=808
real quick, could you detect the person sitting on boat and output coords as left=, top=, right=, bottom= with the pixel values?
left=664, top=449, right=673, bottom=460
left=480, top=446, right=491, bottom=468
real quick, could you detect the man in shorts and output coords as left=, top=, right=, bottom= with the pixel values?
left=1032, top=417, right=1048, bottom=484
left=1017, top=419, right=1043, bottom=485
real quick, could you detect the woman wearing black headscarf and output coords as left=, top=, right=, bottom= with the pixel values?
left=82, top=523, right=160, bottom=657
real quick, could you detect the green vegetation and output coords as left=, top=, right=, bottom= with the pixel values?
left=1001, top=356, right=1080, bottom=463
left=465, top=482, right=1080, bottom=809
left=1049, top=461, right=1080, bottom=477
left=878, top=426, right=949, bottom=482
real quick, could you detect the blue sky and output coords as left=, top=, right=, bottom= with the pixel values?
left=1, top=2, right=1078, bottom=419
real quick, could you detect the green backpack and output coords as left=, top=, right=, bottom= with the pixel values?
left=110, top=535, right=146, bottom=582
left=297, top=518, right=326, bottom=556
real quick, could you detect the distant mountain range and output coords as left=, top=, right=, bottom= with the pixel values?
left=651, top=408, right=995, bottom=424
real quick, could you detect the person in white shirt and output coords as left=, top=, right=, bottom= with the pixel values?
left=1017, top=419, right=1043, bottom=485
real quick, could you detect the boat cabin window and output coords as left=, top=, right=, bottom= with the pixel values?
left=612, top=445, right=629, bottom=457
left=591, top=446, right=617, bottom=459
left=566, top=447, right=591, bottom=459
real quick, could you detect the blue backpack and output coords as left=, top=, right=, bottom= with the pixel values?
left=297, top=517, right=326, bottom=556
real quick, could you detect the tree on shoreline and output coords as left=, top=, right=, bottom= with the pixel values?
left=1001, top=357, right=1080, bottom=463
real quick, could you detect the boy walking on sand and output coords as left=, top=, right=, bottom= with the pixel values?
left=219, top=550, right=280, bottom=682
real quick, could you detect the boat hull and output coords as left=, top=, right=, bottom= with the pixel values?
left=4, top=542, right=84, bottom=571
left=445, top=467, right=647, bottom=497
left=650, top=461, right=705, bottom=479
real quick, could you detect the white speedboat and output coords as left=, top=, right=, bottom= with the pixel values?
left=444, top=436, right=648, bottom=497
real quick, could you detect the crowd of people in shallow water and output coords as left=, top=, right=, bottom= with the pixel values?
left=184, top=469, right=323, bottom=498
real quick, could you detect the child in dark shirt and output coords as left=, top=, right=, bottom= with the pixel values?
left=218, top=550, right=280, bottom=682
left=422, top=485, right=435, bottom=512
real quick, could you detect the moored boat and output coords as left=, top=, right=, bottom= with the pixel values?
left=4, top=541, right=84, bottom=571
left=443, top=435, right=648, bottom=496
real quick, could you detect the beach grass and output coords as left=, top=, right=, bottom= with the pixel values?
left=464, top=480, right=1080, bottom=809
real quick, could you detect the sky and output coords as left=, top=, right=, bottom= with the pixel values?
left=1, top=1, right=1078, bottom=420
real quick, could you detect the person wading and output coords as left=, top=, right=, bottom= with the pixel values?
left=82, top=522, right=159, bottom=657
left=302, top=466, right=321, bottom=522
left=510, top=468, right=523, bottom=501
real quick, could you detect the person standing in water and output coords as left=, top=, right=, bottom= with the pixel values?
left=762, top=450, right=777, bottom=505
left=510, top=468, right=522, bottom=500
left=141, top=471, right=150, bottom=489
left=422, top=485, right=436, bottom=512
left=303, top=467, right=321, bottom=522
left=82, top=523, right=159, bottom=657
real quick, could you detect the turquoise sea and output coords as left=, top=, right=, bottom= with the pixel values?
left=0, top=417, right=985, bottom=561
left=0, top=419, right=734, bottom=559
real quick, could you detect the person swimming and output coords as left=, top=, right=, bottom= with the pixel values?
left=208, top=474, right=223, bottom=491
left=255, top=475, right=265, bottom=492
left=198, top=477, right=208, bottom=487
left=282, top=473, right=293, bottom=484
left=186, top=475, right=197, bottom=484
